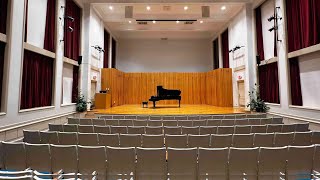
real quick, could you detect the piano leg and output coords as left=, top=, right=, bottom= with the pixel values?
left=153, top=101, right=156, bottom=108
left=179, top=100, right=181, bottom=108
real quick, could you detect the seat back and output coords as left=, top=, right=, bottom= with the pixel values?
left=23, top=130, right=41, bottom=144
left=137, top=115, right=149, bottom=120
left=145, top=126, right=163, bottom=135
left=281, top=124, right=295, bottom=133
left=120, top=134, right=142, bottom=147
left=211, top=115, right=224, bottom=119
left=229, top=147, right=259, bottom=179
left=165, top=134, right=188, bottom=148
left=25, top=143, right=51, bottom=172
left=148, top=120, right=162, bottom=126
left=78, top=133, right=99, bottom=146
left=177, top=120, right=192, bottom=127
left=232, top=134, right=254, bottom=148
left=163, top=116, right=175, bottom=120
left=198, top=147, right=229, bottom=179
left=253, top=133, right=274, bottom=147
left=79, top=118, right=93, bottom=125
left=68, top=118, right=79, bottom=124
left=106, top=147, right=136, bottom=179
left=63, top=124, right=78, bottom=132
left=78, top=146, right=107, bottom=177
left=150, top=116, right=162, bottom=120
left=188, top=134, right=210, bottom=148
left=3, top=142, right=27, bottom=171
left=267, top=124, right=282, bottom=133
left=78, top=125, right=94, bottom=133
left=98, top=133, right=119, bottom=147
left=167, top=148, right=198, bottom=180
left=234, top=119, right=249, bottom=125
left=92, top=119, right=106, bottom=126
left=248, top=118, right=261, bottom=125
left=136, top=147, right=166, bottom=180
left=207, top=120, right=221, bottom=126
left=188, top=115, right=199, bottom=120
left=50, top=145, right=78, bottom=173
left=119, top=120, right=133, bottom=126
left=58, top=132, right=78, bottom=145
left=258, top=147, right=287, bottom=179
left=217, top=126, right=234, bottom=134
left=127, top=126, right=145, bottom=134
left=274, top=132, right=294, bottom=147
left=200, top=126, right=217, bottom=135
left=94, top=125, right=110, bottom=134
left=251, top=125, right=267, bottom=133
left=192, top=120, right=206, bottom=126
left=272, top=117, right=283, bottom=124
left=235, top=114, right=247, bottom=119
left=182, top=126, right=200, bottom=135
left=110, top=126, right=128, bottom=134
left=105, top=119, right=119, bottom=126
left=200, top=115, right=212, bottom=120
left=312, top=131, right=320, bottom=144
left=293, top=132, right=312, bottom=146
left=40, top=131, right=59, bottom=144
left=163, top=120, right=178, bottom=126
left=164, top=126, right=181, bottom=135
left=314, top=145, right=320, bottom=172
left=260, top=118, right=273, bottom=125
left=220, top=119, right=235, bottom=126
left=294, top=123, right=309, bottom=132
left=125, top=115, right=136, bottom=120
left=48, top=124, right=63, bottom=132
left=211, top=134, right=233, bottom=148
left=142, top=134, right=164, bottom=148
left=133, top=120, right=148, bottom=126
left=234, top=125, right=251, bottom=134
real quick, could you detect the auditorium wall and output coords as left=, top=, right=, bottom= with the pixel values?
left=116, top=39, right=213, bottom=72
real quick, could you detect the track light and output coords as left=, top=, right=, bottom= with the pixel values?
left=91, top=45, right=105, bottom=53
left=68, top=26, right=74, bottom=32
left=268, top=26, right=278, bottom=32
left=65, top=16, right=74, bottom=22
left=268, top=16, right=275, bottom=22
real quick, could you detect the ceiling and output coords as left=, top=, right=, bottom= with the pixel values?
left=92, top=3, right=245, bottom=40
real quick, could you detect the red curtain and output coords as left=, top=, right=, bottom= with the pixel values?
left=255, top=6, right=265, bottom=61
left=21, top=50, right=54, bottom=109
left=0, top=42, right=5, bottom=110
left=72, top=66, right=79, bottom=103
left=0, top=0, right=8, bottom=34
left=289, top=57, right=303, bottom=106
left=103, top=30, right=110, bottom=68
left=221, top=29, right=229, bottom=68
left=111, top=38, right=116, bottom=68
left=44, top=0, right=56, bottom=52
left=258, top=62, right=280, bottom=104
left=213, top=38, right=219, bottom=69
left=64, top=0, right=81, bottom=60
left=286, top=0, right=320, bottom=52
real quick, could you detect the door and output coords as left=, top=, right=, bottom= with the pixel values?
left=238, top=81, right=245, bottom=107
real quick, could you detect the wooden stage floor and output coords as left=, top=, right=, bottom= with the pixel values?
left=94, top=104, right=245, bottom=115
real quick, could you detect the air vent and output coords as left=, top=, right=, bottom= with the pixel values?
left=137, top=21, right=148, bottom=25
left=163, top=6, right=171, bottom=11
left=184, top=21, right=194, bottom=25
left=161, top=38, right=168, bottom=40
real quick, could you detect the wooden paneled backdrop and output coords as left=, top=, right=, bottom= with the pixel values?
left=101, top=68, right=233, bottom=107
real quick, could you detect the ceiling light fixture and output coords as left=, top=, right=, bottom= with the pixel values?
left=129, top=20, right=132, bottom=23
left=109, top=6, right=113, bottom=10
left=200, top=20, right=204, bottom=23
left=221, top=6, right=226, bottom=10
left=184, top=6, right=188, bottom=10
left=153, top=20, right=156, bottom=24
left=146, top=6, right=151, bottom=11
left=176, top=20, right=180, bottom=24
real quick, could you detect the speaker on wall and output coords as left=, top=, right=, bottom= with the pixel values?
left=202, top=6, right=210, bottom=18
left=78, top=56, right=82, bottom=65
left=125, top=6, right=133, bottom=18
left=256, top=55, right=261, bottom=66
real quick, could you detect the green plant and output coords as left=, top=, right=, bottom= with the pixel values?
left=247, top=84, right=270, bottom=113
left=76, top=94, right=89, bottom=112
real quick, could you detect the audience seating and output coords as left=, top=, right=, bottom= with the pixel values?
left=1, top=142, right=318, bottom=180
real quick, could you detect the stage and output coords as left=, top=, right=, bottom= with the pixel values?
left=94, top=104, right=245, bottom=115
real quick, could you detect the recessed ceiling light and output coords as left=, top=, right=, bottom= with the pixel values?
left=146, top=6, right=151, bottom=11
left=200, top=20, right=203, bottom=23
left=184, top=6, right=188, bottom=10
left=153, top=20, right=156, bottom=24
left=176, top=20, right=180, bottom=24
left=109, top=6, right=113, bottom=10
left=221, top=6, right=226, bottom=10
left=129, top=20, right=132, bottom=23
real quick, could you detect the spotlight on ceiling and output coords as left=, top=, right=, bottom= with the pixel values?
left=153, top=20, right=156, bottom=24
left=221, top=6, right=226, bottom=10
left=200, top=20, right=204, bottom=24
left=109, top=6, right=113, bottom=10
left=184, top=6, right=188, bottom=10
left=129, top=20, right=132, bottom=23
left=146, top=6, right=151, bottom=11
left=176, top=20, right=180, bottom=24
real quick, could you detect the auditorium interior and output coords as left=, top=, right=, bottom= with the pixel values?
left=0, top=0, right=320, bottom=179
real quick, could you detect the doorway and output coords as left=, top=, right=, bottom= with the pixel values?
left=238, top=81, right=245, bottom=107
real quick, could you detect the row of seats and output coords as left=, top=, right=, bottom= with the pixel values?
left=49, top=123, right=309, bottom=135
left=23, top=130, right=320, bottom=148
left=97, top=113, right=267, bottom=120
left=1, top=142, right=319, bottom=180
left=68, top=117, right=282, bottom=126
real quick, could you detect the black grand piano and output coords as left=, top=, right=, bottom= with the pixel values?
left=149, top=86, right=181, bottom=108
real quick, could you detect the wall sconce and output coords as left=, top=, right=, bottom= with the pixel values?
left=229, top=46, right=245, bottom=53
left=91, top=45, right=105, bottom=53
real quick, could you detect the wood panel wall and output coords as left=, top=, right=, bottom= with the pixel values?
left=101, top=68, right=233, bottom=107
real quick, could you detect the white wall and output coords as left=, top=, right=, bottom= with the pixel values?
left=62, top=63, right=73, bottom=104
left=117, top=39, right=213, bottom=72
left=298, top=51, right=320, bottom=109
left=261, top=0, right=275, bottom=60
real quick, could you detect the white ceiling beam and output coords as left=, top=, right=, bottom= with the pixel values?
left=85, top=0, right=252, bottom=3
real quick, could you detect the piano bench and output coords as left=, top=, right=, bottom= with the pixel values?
left=142, top=101, right=148, bottom=108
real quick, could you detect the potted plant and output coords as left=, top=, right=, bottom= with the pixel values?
left=74, top=93, right=91, bottom=118
left=247, top=84, right=270, bottom=113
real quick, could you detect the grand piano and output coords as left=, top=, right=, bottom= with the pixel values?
left=149, top=86, right=181, bottom=108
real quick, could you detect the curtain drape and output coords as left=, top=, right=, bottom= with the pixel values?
left=286, top=0, right=320, bottom=52
left=104, top=30, right=110, bottom=68
left=21, top=50, right=54, bottom=109
left=64, top=0, right=81, bottom=60
left=289, top=57, right=303, bottom=106
left=0, top=42, right=5, bottom=110
left=111, top=38, right=116, bottom=68
left=72, top=66, right=79, bottom=103
left=0, top=0, right=8, bottom=34
left=44, top=0, right=56, bottom=52
left=221, top=29, right=229, bottom=68
left=258, top=62, right=280, bottom=104
left=255, top=6, right=265, bottom=61
left=213, top=38, right=219, bottom=69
